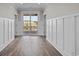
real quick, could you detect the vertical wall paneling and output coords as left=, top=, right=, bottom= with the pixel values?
left=12, top=20, right=14, bottom=40
left=4, top=19, right=9, bottom=44
left=64, top=16, right=75, bottom=55
left=9, top=20, right=12, bottom=41
left=3, top=20, right=5, bottom=45
left=46, top=20, right=48, bottom=40
left=74, top=16, right=76, bottom=56
left=57, top=18, right=64, bottom=50
left=50, top=19, right=52, bottom=41
left=53, top=19, right=57, bottom=45
left=0, top=17, right=14, bottom=52
left=0, top=18, right=4, bottom=49
left=46, top=13, right=79, bottom=56
left=51, top=19, right=53, bottom=42
left=11, top=20, right=12, bottom=40
left=7, top=20, right=9, bottom=42
left=75, top=15, right=79, bottom=56
left=46, top=20, right=50, bottom=40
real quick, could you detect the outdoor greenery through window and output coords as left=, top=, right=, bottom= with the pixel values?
left=23, top=14, right=38, bottom=32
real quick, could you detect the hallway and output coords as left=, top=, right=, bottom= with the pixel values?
left=1, top=3, right=79, bottom=56
left=0, top=36, right=62, bottom=56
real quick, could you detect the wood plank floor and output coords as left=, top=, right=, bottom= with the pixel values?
left=0, top=36, right=62, bottom=56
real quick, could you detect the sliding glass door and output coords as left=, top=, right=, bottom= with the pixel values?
left=31, top=16, right=38, bottom=31
left=23, top=15, right=38, bottom=32
left=24, top=16, right=30, bottom=32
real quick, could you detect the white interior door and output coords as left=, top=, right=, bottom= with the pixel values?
left=57, top=18, right=64, bottom=50
left=53, top=19, right=57, bottom=44
left=64, top=16, right=75, bottom=56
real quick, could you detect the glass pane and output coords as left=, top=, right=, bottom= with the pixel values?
left=31, top=16, right=38, bottom=31
left=23, top=16, right=30, bottom=31
left=31, top=16, right=38, bottom=21
left=23, top=16, right=30, bottom=21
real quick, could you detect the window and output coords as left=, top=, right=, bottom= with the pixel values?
left=23, top=15, right=38, bottom=32
left=23, top=16, right=30, bottom=31
left=31, top=16, right=38, bottom=31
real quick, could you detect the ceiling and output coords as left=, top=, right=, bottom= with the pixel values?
left=15, top=3, right=47, bottom=11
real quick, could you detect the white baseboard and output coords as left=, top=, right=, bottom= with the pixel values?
left=46, top=39, right=71, bottom=56
left=0, top=38, right=14, bottom=52
left=47, top=39, right=64, bottom=56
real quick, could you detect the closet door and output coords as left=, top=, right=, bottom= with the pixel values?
left=4, top=19, right=9, bottom=44
left=57, top=18, right=64, bottom=50
left=53, top=19, right=57, bottom=44
left=0, top=18, right=4, bottom=49
left=64, top=17, right=75, bottom=56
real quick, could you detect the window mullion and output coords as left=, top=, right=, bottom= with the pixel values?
left=30, top=16, right=31, bottom=31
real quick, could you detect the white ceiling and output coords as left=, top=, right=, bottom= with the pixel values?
left=15, top=3, right=47, bottom=11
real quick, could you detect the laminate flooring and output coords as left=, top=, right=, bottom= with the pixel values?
left=0, top=36, right=62, bottom=56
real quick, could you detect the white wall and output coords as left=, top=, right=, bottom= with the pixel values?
left=0, top=18, right=15, bottom=52
left=15, top=11, right=23, bottom=36
left=44, top=3, right=79, bottom=19
left=0, top=3, right=17, bottom=36
left=0, top=3, right=17, bottom=19
left=46, top=14, right=76, bottom=56
left=38, top=11, right=45, bottom=35
left=45, top=3, right=79, bottom=56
